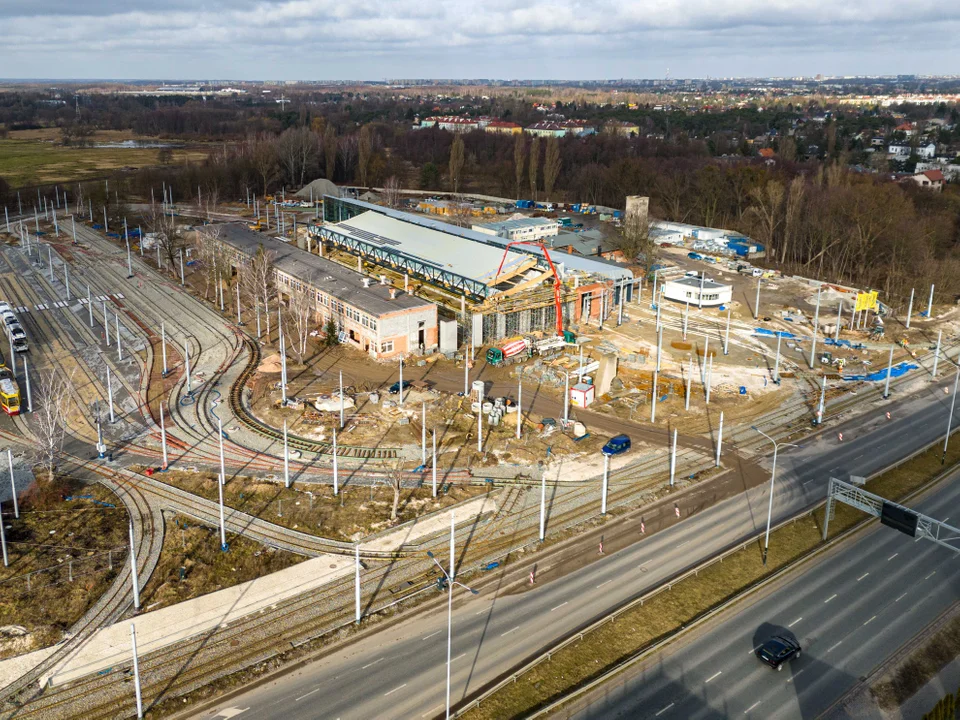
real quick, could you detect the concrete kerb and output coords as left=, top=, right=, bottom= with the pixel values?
left=460, top=441, right=960, bottom=719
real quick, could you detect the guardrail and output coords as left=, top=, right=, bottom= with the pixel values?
left=453, top=422, right=960, bottom=718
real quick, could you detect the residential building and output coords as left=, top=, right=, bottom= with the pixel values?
left=212, top=222, right=438, bottom=358
left=605, top=120, right=640, bottom=137
left=420, top=116, right=479, bottom=133
left=525, top=121, right=567, bottom=138
left=902, top=169, right=944, bottom=191
left=484, top=120, right=522, bottom=135
left=562, top=119, right=596, bottom=136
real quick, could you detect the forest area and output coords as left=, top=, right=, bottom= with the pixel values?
left=1, top=89, right=959, bottom=305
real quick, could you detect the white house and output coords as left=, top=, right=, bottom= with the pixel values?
left=662, top=276, right=733, bottom=307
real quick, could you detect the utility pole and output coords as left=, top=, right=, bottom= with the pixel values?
left=398, top=356, right=404, bottom=408
left=685, top=357, right=692, bottom=411
left=669, top=428, right=677, bottom=485
left=650, top=369, right=658, bottom=423
left=161, top=322, right=168, bottom=377
left=129, top=522, right=140, bottom=609
left=355, top=544, right=362, bottom=624
left=882, top=344, right=895, bottom=399
left=835, top=301, right=842, bottom=341
left=516, top=380, right=522, bottom=439
left=130, top=624, right=143, bottom=719
left=23, top=359, right=31, bottom=413
left=283, top=420, right=290, bottom=488
left=927, top=284, right=935, bottom=319
left=715, top=412, right=724, bottom=467
left=754, top=277, right=761, bottom=320
left=159, top=402, right=168, bottom=470
left=601, top=453, right=609, bottom=515
left=539, top=470, right=546, bottom=542
left=816, top=376, right=826, bottom=425
left=943, top=365, right=959, bottom=465
left=107, top=366, right=115, bottom=423
left=905, top=288, right=914, bottom=329
left=333, top=428, right=339, bottom=495
left=432, top=430, right=437, bottom=498
left=773, top=333, right=782, bottom=385
left=932, top=330, right=942, bottom=379
left=563, top=372, right=570, bottom=423
left=340, top=370, right=345, bottom=429
left=808, top=287, right=821, bottom=369
left=8, top=450, right=18, bottom=519
left=723, top=308, right=731, bottom=355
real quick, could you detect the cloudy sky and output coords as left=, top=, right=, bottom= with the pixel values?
left=2, top=0, right=957, bottom=81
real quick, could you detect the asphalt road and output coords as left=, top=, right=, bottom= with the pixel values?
left=566, top=471, right=960, bottom=720
left=197, top=370, right=960, bottom=720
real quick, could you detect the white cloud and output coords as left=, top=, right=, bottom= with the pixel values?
left=1, top=0, right=957, bottom=79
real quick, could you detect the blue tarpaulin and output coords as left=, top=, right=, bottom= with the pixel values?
left=754, top=328, right=799, bottom=339
left=843, top=362, right=918, bottom=382
left=824, top=338, right=866, bottom=350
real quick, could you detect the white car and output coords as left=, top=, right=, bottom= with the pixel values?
left=0, top=303, right=11, bottom=316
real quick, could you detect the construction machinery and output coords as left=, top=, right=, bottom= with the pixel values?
left=493, top=240, right=564, bottom=337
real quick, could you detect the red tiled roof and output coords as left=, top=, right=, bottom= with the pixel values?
left=922, top=169, right=945, bottom=182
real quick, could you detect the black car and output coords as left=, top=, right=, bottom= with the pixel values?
left=389, top=380, right=413, bottom=394
left=755, top=636, right=801, bottom=671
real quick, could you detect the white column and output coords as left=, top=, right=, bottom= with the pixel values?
left=723, top=308, right=731, bottom=355
left=808, top=287, right=821, bottom=369
left=421, top=402, right=427, bottom=466
left=129, top=522, right=140, bottom=609
left=218, top=418, right=226, bottom=486
left=130, top=624, right=143, bottom=719
left=816, top=376, right=826, bottom=425
left=754, top=277, right=761, bottom=319
left=933, top=330, right=942, bottom=379
left=539, top=470, right=546, bottom=541
left=161, top=322, right=168, bottom=377
left=355, top=544, right=362, bottom=624
left=283, top=420, right=290, bottom=488
left=835, top=301, right=842, bottom=340
left=23, top=358, right=31, bottom=413
left=8, top=450, right=18, bottom=519
left=685, top=357, right=692, bottom=411
left=107, top=366, right=115, bottom=423
left=705, top=355, right=713, bottom=404
left=398, top=356, right=404, bottom=407
left=927, top=284, right=935, bottom=318
left=601, top=453, right=609, bottom=515
left=656, top=326, right=663, bottom=373
left=159, top=402, right=168, bottom=469
left=670, top=428, right=677, bottom=485
left=116, top=313, right=122, bottom=361
left=773, top=333, right=781, bottom=384
left=883, top=344, right=895, bottom=399
left=563, top=372, right=570, bottom=423
left=0, top=502, right=6, bottom=567
left=432, top=431, right=437, bottom=498
left=516, top=380, right=522, bottom=439
left=905, top=288, right=914, bottom=329
left=650, top=369, right=658, bottom=423
left=184, top=338, right=191, bottom=396
left=217, top=472, right=228, bottom=551
left=333, top=428, right=339, bottom=495
left=715, top=412, right=724, bottom=467
left=339, top=370, right=345, bottom=429
left=683, top=302, right=689, bottom=340
left=477, top=406, right=482, bottom=453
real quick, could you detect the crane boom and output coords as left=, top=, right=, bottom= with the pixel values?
left=494, top=241, right=564, bottom=336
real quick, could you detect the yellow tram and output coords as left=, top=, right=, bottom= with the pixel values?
left=0, top=366, right=21, bottom=415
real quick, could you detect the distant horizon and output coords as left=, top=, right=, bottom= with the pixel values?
left=2, top=74, right=960, bottom=86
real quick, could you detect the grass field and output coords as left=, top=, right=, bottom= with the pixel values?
left=0, top=129, right=210, bottom=188
left=460, top=435, right=960, bottom=720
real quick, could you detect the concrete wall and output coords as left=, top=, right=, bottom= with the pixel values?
left=379, top=303, right=438, bottom=356
left=439, top=319, right=458, bottom=353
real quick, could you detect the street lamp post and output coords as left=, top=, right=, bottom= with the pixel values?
left=426, top=513, right=479, bottom=720
left=752, top=426, right=796, bottom=565
left=943, top=365, right=960, bottom=465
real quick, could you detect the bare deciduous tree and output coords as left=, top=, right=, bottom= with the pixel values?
left=246, top=245, right=276, bottom=337
left=373, top=464, right=405, bottom=523
left=543, top=137, right=561, bottom=199
left=323, top=126, right=337, bottom=180
left=252, top=135, right=279, bottom=195
left=277, top=127, right=319, bottom=188
left=358, top=125, right=373, bottom=187
left=616, top=207, right=655, bottom=266
left=34, top=368, right=74, bottom=484
left=528, top=136, right=540, bottom=200
left=513, top=135, right=525, bottom=199
left=145, top=204, right=184, bottom=272
left=383, top=176, right=402, bottom=208
left=194, top=224, right=229, bottom=302
left=284, top=284, right=314, bottom=363
left=448, top=135, right=465, bottom=195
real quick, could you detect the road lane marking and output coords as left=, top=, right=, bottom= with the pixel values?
left=596, top=580, right=612, bottom=589
left=828, top=641, right=842, bottom=653
left=655, top=703, right=675, bottom=716
left=824, top=594, right=837, bottom=603
left=749, top=645, right=761, bottom=655
left=677, top=540, right=690, bottom=548
left=744, top=701, right=762, bottom=714
left=295, top=689, right=320, bottom=702
left=361, top=657, right=383, bottom=669
left=423, top=631, right=441, bottom=641
left=888, top=553, right=898, bottom=561
left=896, top=593, right=908, bottom=602
left=421, top=705, right=444, bottom=718
left=705, top=671, right=722, bottom=683
left=787, top=668, right=806, bottom=683
left=451, top=653, right=466, bottom=662
left=857, top=573, right=869, bottom=581
left=501, top=626, right=520, bottom=637
left=550, top=602, right=568, bottom=612
left=864, top=616, right=877, bottom=626
left=788, top=617, right=802, bottom=628
left=384, top=683, right=407, bottom=696
left=925, top=571, right=937, bottom=580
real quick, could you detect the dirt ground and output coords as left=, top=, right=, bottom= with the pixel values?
left=0, top=476, right=128, bottom=659
left=143, top=468, right=487, bottom=542
left=139, top=515, right=304, bottom=613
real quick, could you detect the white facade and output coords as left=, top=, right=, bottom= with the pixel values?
left=662, top=276, right=733, bottom=307
left=472, top=218, right=559, bottom=242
